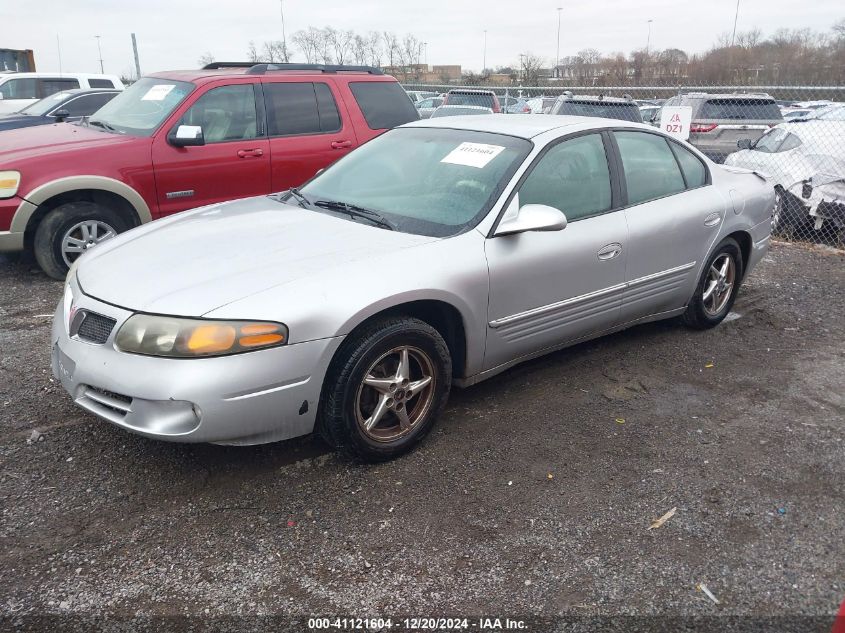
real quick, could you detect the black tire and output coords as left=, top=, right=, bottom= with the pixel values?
left=319, top=316, right=452, bottom=462
left=33, top=201, right=130, bottom=280
left=683, top=237, right=744, bottom=330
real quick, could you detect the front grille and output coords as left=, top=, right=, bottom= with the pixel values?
left=75, top=312, right=116, bottom=344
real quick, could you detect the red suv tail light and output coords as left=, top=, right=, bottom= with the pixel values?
left=690, top=123, right=718, bottom=133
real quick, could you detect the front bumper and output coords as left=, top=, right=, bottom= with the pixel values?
left=51, top=281, right=344, bottom=445
left=0, top=196, right=25, bottom=252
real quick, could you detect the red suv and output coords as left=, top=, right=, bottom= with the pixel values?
left=0, top=63, right=418, bottom=278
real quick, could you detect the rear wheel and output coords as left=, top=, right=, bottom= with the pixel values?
left=319, top=316, right=451, bottom=462
left=683, top=238, right=743, bottom=330
left=772, top=187, right=807, bottom=238
left=34, top=201, right=129, bottom=279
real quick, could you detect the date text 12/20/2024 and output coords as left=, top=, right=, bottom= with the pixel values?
left=307, top=617, right=528, bottom=630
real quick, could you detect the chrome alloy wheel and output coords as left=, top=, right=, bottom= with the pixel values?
left=702, top=254, right=736, bottom=317
left=355, top=345, right=436, bottom=442
left=61, top=220, right=117, bottom=267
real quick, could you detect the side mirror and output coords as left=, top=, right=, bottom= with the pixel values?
left=494, top=204, right=567, bottom=237
left=53, top=109, right=70, bottom=122
left=737, top=138, right=753, bottom=150
left=168, top=124, right=205, bottom=147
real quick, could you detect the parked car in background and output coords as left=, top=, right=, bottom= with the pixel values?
left=505, top=97, right=532, bottom=114
left=661, top=92, right=783, bottom=163
left=443, top=89, right=501, bottom=113
left=430, top=105, right=494, bottom=118
left=405, top=90, right=438, bottom=104
left=0, top=62, right=418, bottom=278
left=52, top=114, right=773, bottom=461
left=549, top=93, right=642, bottom=123
left=526, top=96, right=557, bottom=114
left=805, top=104, right=845, bottom=121
left=781, top=108, right=814, bottom=121
left=725, top=121, right=845, bottom=240
left=0, top=89, right=120, bottom=132
left=0, top=72, right=123, bottom=114
left=415, top=96, right=444, bottom=119
left=639, top=104, right=661, bottom=125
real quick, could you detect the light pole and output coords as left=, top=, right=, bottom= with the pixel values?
left=555, top=7, right=562, bottom=79
left=280, top=0, right=288, bottom=62
left=646, top=19, right=653, bottom=54
left=731, top=0, right=740, bottom=47
left=95, top=35, right=103, bottom=73
left=423, top=42, right=428, bottom=67
left=483, top=30, right=487, bottom=74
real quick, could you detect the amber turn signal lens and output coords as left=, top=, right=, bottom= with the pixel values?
left=186, top=324, right=237, bottom=353
left=239, top=333, right=285, bottom=347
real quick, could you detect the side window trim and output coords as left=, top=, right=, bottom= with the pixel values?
left=487, top=129, right=619, bottom=238
left=176, top=83, right=260, bottom=145
left=253, top=82, right=267, bottom=137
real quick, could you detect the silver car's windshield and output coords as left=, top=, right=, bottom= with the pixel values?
left=295, top=127, right=532, bottom=237
left=86, top=77, right=193, bottom=136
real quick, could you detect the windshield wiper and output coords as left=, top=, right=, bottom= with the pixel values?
left=88, top=119, right=120, bottom=133
left=314, top=200, right=396, bottom=231
left=285, top=187, right=312, bottom=209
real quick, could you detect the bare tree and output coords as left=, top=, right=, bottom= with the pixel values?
left=198, top=52, right=215, bottom=67
left=367, top=32, right=383, bottom=67
left=327, top=28, right=354, bottom=65
left=262, top=40, right=288, bottom=64
left=518, top=52, right=545, bottom=85
left=382, top=31, right=400, bottom=69
left=247, top=41, right=261, bottom=63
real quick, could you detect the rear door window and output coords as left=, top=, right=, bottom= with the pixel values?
left=554, top=101, right=642, bottom=122
left=39, top=78, right=80, bottom=97
left=614, top=131, right=686, bottom=205
left=349, top=81, right=419, bottom=130
left=0, top=78, right=38, bottom=99
left=669, top=142, right=707, bottom=188
left=699, top=99, right=782, bottom=120
left=264, top=82, right=341, bottom=136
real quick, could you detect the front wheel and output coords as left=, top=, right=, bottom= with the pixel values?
left=683, top=238, right=744, bottom=330
left=34, top=201, right=129, bottom=279
left=319, top=316, right=452, bottom=462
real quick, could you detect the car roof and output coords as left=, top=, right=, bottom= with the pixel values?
left=778, top=120, right=845, bottom=142
left=680, top=92, right=775, bottom=100
left=404, top=113, right=626, bottom=139
left=561, top=95, right=635, bottom=104
left=0, top=72, right=121, bottom=80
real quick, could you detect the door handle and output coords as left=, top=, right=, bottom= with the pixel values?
left=597, top=243, right=622, bottom=261
left=331, top=140, right=353, bottom=149
left=704, top=212, right=721, bottom=227
left=237, top=148, right=264, bottom=158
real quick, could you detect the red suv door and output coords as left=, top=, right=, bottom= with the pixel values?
left=151, top=81, right=271, bottom=217
left=260, top=79, right=358, bottom=191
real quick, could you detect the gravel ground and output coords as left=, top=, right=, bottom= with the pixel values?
left=1, top=243, right=843, bottom=632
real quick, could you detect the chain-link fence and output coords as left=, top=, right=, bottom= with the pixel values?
left=404, top=82, right=845, bottom=249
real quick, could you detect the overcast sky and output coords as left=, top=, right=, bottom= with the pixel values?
left=5, top=0, right=843, bottom=77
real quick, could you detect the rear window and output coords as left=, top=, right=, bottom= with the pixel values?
left=553, top=101, right=642, bottom=123
left=447, top=92, right=495, bottom=109
left=349, top=81, right=419, bottom=130
left=698, top=98, right=782, bottom=120
left=89, top=78, right=116, bottom=89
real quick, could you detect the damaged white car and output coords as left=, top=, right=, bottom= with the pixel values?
left=726, top=121, right=845, bottom=242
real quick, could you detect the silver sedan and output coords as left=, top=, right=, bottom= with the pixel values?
left=52, top=116, right=774, bottom=461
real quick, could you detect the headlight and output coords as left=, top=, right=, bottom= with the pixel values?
left=0, top=171, right=21, bottom=199
left=115, top=315, right=288, bottom=358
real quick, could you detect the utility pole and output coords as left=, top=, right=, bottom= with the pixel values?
left=423, top=42, right=428, bottom=67
left=556, top=7, right=562, bottom=79
left=483, top=30, right=487, bottom=74
left=56, top=35, right=63, bottom=75
left=131, top=33, right=141, bottom=80
left=95, top=35, right=104, bottom=73
left=646, top=19, right=653, bottom=54
left=731, top=0, right=740, bottom=47
left=280, top=0, right=289, bottom=62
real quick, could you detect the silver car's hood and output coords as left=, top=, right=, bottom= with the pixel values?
left=78, top=197, right=437, bottom=316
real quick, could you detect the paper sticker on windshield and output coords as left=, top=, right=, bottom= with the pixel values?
left=441, top=142, right=505, bottom=168
left=141, top=85, right=175, bottom=101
